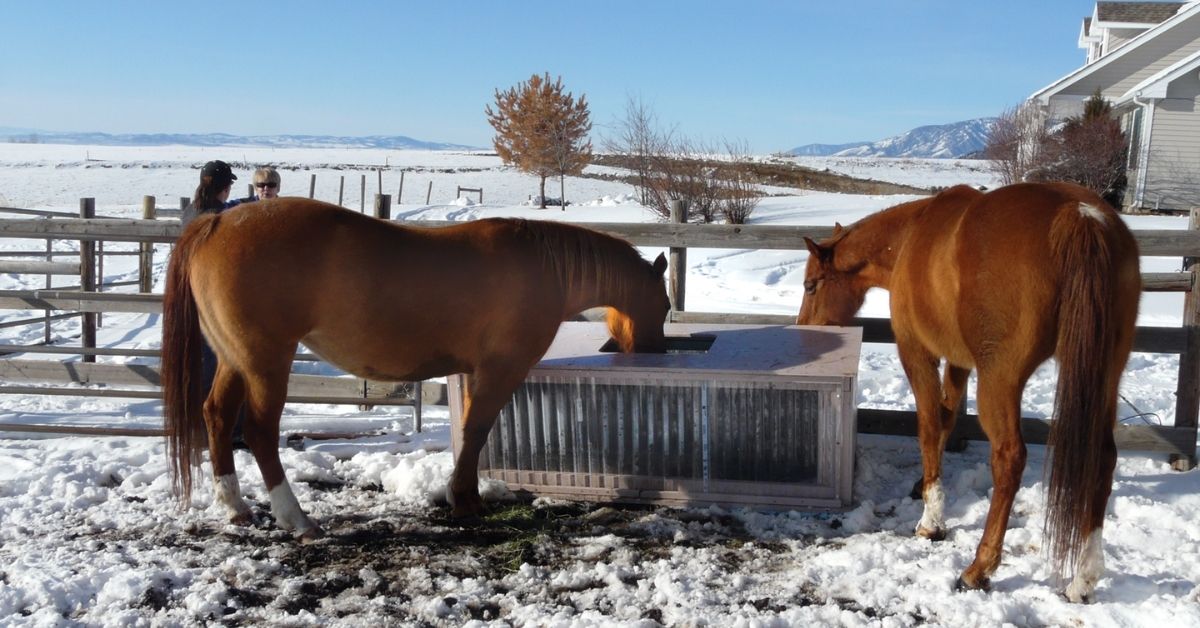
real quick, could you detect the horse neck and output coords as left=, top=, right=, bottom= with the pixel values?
left=561, top=255, right=640, bottom=317
left=845, top=200, right=924, bottom=288
left=531, top=225, right=641, bottom=318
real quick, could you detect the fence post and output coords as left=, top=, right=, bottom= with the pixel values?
left=179, top=197, right=189, bottom=211
left=43, top=236, right=52, bottom=343
left=79, top=198, right=96, bottom=363
left=360, top=174, right=367, bottom=212
left=426, top=181, right=433, bottom=204
left=377, top=168, right=383, bottom=196
left=398, top=171, right=405, bottom=204
left=669, top=199, right=687, bottom=312
left=309, top=173, right=317, bottom=199
left=1172, top=208, right=1200, bottom=470
left=139, top=196, right=156, bottom=293
left=246, top=183, right=254, bottom=199
left=338, top=176, right=345, bottom=207
left=374, top=194, right=391, bottom=220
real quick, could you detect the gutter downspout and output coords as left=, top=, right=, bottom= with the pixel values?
left=1133, top=92, right=1156, bottom=208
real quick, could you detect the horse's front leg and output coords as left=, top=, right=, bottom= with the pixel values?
left=204, top=362, right=253, bottom=525
left=896, top=341, right=953, bottom=541
left=449, top=366, right=525, bottom=518
left=957, top=370, right=1026, bottom=591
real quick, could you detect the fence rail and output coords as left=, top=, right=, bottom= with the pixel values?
left=0, top=200, right=1196, bottom=467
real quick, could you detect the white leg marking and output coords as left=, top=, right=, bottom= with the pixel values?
left=916, top=481, right=946, bottom=536
left=1078, top=203, right=1108, bottom=223
left=213, top=473, right=252, bottom=519
left=1065, top=528, right=1105, bottom=603
left=268, top=482, right=318, bottom=535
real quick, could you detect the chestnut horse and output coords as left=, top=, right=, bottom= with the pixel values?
left=797, top=182, right=1140, bottom=602
left=162, top=198, right=669, bottom=540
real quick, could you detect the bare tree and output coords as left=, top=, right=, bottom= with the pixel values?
left=985, top=102, right=1049, bottom=187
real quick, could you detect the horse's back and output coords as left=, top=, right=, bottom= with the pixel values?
left=893, top=183, right=1138, bottom=370
left=185, top=200, right=563, bottom=380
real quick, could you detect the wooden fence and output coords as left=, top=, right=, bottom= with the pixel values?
left=0, top=199, right=1196, bottom=468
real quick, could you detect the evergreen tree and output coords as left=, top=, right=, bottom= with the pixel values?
left=486, top=73, right=592, bottom=209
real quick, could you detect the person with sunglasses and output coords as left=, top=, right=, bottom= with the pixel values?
left=229, top=166, right=282, bottom=206
left=250, top=166, right=281, bottom=200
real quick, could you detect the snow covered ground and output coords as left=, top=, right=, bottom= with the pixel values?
left=0, top=145, right=1197, bottom=626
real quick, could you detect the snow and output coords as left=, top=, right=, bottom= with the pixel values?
left=0, top=144, right=1197, bottom=626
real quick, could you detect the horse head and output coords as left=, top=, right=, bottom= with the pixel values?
left=796, top=224, right=872, bottom=326
left=607, top=252, right=670, bottom=352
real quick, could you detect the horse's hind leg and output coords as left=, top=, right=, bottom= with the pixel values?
left=204, top=362, right=252, bottom=524
left=958, top=369, right=1027, bottom=591
left=241, top=356, right=322, bottom=541
left=1064, top=318, right=1129, bottom=602
left=1064, top=428, right=1115, bottom=602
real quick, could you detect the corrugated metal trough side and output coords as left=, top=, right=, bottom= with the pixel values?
left=451, top=322, right=862, bottom=510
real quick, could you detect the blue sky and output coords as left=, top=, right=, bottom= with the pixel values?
left=1, top=1, right=1100, bottom=153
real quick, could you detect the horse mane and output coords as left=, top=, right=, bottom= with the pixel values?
left=504, top=218, right=646, bottom=301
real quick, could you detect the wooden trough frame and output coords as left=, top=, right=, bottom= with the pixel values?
left=450, top=322, right=861, bottom=510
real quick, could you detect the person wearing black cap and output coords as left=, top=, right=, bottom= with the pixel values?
left=181, top=160, right=239, bottom=227
left=181, top=159, right=248, bottom=447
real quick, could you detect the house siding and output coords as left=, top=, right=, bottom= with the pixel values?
left=1054, top=17, right=1200, bottom=100
left=1106, top=27, right=1147, bottom=52
left=1143, top=76, right=1200, bottom=208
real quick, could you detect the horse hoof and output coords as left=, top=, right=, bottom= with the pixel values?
left=229, top=512, right=256, bottom=527
left=954, top=575, right=991, bottom=593
left=915, top=525, right=946, bottom=542
left=450, top=502, right=485, bottom=519
left=297, top=526, right=325, bottom=544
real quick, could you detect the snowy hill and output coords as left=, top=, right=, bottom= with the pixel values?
left=789, top=118, right=996, bottom=158
left=785, top=141, right=871, bottom=156
left=0, top=129, right=477, bottom=151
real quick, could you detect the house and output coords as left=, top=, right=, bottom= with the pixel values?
left=1029, top=1, right=1200, bottom=210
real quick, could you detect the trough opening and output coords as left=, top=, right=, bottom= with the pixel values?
left=598, top=333, right=716, bottom=354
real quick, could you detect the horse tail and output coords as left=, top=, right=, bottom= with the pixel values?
left=161, top=214, right=219, bottom=505
left=1044, top=197, right=1128, bottom=579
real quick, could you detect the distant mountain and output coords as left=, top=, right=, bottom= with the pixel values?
left=786, top=141, right=872, bottom=156
left=0, top=129, right=478, bottom=151
left=789, top=118, right=996, bottom=159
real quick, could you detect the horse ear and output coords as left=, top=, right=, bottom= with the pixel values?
left=652, top=252, right=668, bottom=275
left=803, top=237, right=823, bottom=257
left=832, top=223, right=844, bottom=236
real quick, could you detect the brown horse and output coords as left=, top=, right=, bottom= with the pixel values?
left=797, top=182, right=1140, bottom=602
left=161, top=198, right=670, bottom=540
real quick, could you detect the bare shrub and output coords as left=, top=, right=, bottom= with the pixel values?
left=985, top=91, right=1128, bottom=207
left=607, top=98, right=760, bottom=223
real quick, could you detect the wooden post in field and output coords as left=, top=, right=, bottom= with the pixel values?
left=43, top=235, right=52, bottom=343
left=139, top=196, right=156, bottom=293
left=398, top=171, right=405, bottom=203
left=374, top=194, right=391, bottom=220
left=246, top=183, right=254, bottom=199
left=79, top=198, right=96, bottom=363
left=360, top=174, right=366, bottom=212
left=180, top=197, right=189, bottom=211
left=668, top=199, right=687, bottom=312
left=338, top=176, right=345, bottom=206
left=1172, top=207, right=1200, bottom=470
left=377, top=169, right=383, bottom=196
left=426, top=181, right=433, bottom=204
left=309, top=173, right=316, bottom=199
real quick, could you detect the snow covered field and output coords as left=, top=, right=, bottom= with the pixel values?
left=0, top=145, right=1197, bottom=626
